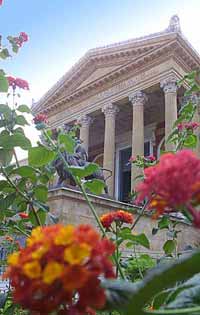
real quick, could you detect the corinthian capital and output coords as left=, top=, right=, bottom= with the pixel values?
left=77, top=114, right=93, bottom=127
left=160, top=76, right=178, bottom=93
left=102, top=103, right=119, bottom=117
left=129, top=91, right=147, bottom=106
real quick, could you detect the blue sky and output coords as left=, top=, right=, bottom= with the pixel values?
left=0, top=0, right=200, bottom=158
left=1, top=0, right=200, bottom=103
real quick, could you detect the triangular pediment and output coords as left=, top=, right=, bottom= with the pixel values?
left=33, top=17, right=200, bottom=114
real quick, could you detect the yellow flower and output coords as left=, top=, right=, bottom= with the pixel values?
left=42, top=261, right=64, bottom=284
left=32, top=244, right=49, bottom=260
left=23, top=261, right=41, bottom=279
left=7, top=252, right=19, bottom=266
left=54, top=225, right=75, bottom=246
left=64, top=243, right=91, bottom=265
left=27, top=227, right=43, bottom=246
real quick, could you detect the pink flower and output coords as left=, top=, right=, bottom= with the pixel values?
left=136, top=150, right=200, bottom=220
left=15, top=78, right=29, bottom=90
left=0, top=0, right=3, bottom=5
left=7, top=76, right=29, bottom=90
left=177, top=122, right=200, bottom=131
left=129, top=156, right=136, bottom=162
left=147, top=155, right=156, bottom=162
left=19, top=32, right=29, bottom=42
left=33, top=114, right=48, bottom=125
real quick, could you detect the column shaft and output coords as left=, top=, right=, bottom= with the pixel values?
left=161, top=76, right=178, bottom=151
left=129, top=91, right=147, bottom=189
left=77, top=115, right=92, bottom=153
left=102, top=104, right=118, bottom=197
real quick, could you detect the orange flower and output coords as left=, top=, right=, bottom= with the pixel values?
left=100, top=210, right=133, bottom=229
left=5, top=224, right=115, bottom=315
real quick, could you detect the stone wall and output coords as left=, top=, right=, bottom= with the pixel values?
left=48, top=187, right=200, bottom=257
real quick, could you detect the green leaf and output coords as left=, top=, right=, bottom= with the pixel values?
left=12, top=166, right=37, bottom=181
left=58, top=133, right=76, bottom=154
left=133, top=233, right=150, bottom=249
left=28, top=146, right=56, bottom=167
left=15, top=115, right=29, bottom=126
left=0, top=149, right=13, bottom=166
left=0, top=48, right=10, bottom=59
left=17, top=104, right=31, bottom=113
left=165, top=274, right=200, bottom=309
left=0, top=193, right=16, bottom=210
left=29, top=208, right=47, bottom=226
left=163, top=240, right=177, bottom=255
left=158, top=216, right=171, bottom=229
left=183, top=134, right=197, bottom=148
left=68, top=163, right=100, bottom=179
left=0, top=133, right=31, bottom=150
left=0, top=70, right=8, bottom=92
left=33, top=184, right=48, bottom=202
left=0, top=104, right=11, bottom=116
left=83, top=179, right=105, bottom=195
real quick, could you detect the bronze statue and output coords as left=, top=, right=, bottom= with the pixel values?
left=52, top=129, right=111, bottom=195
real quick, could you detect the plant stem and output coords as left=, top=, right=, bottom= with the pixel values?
left=0, top=167, right=42, bottom=227
left=145, top=305, right=200, bottom=314
left=133, top=244, right=143, bottom=279
left=13, top=225, right=30, bottom=237
left=44, top=130, right=126, bottom=279
left=131, top=199, right=149, bottom=230
left=13, top=149, right=20, bottom=167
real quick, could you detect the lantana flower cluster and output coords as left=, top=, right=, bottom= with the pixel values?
left=7, top=76, right=29, bottom=90
left=5, top=224, right=115, bottom=315
left=177, top=122, right=200, bottom=131
left=100, top=210, right=133, bottom=229
left=10, top=32, right=29, bottom=48
left=136, top=150, right=200, bottom=226
left=129, top=155, right=156, bottom=165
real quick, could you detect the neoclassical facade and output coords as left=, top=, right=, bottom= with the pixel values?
left=33, top=16, right=200, bottom=203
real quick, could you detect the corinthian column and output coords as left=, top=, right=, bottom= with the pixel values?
left=102, top=104, right=119, bottom=197
left=129, top=91, right=147, bottom=189
left=160, top=76, right=178, bottom=151
left=77, top=114, right=92, bottom=153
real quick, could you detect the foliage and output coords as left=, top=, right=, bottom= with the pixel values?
left=1, top=1, right=200, bottom=314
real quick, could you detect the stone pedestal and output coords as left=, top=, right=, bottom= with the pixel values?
left=102, top=104, right=118, bottom=197
left=129, top=91, right=147, bottom=189
left=161, top=76, right=178, bottom=151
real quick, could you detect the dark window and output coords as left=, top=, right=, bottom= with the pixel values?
left=119, top=142, right=150, bottom=202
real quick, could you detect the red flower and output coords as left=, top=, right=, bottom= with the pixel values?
left=5, top=224, right=115, bottom=315
left=20, top=32, right=29, bottom=42
left=33, top=114, right=48, bottom=125
left=7, top=76, right=29, bottom=90
left=136, top=150, right=200, bottom=221
left=19, top=212, right=29, bottom=219
left=100, top=210, right=133, bottom=229
left=0, top=0, right=3, bottom=6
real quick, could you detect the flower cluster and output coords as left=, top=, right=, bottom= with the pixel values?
left=5, top=224, right=115, bottom=315
left=177, top=122, right=200, bottom=131
left=100, top=210, right=133, bottom=229
left=136, top=150, right=200, bottom=226
left=33, top=114, right=48, bottom=129
left=7, top=76, right=29, bottom=90
left=12, top=32, right=29, bottom=48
